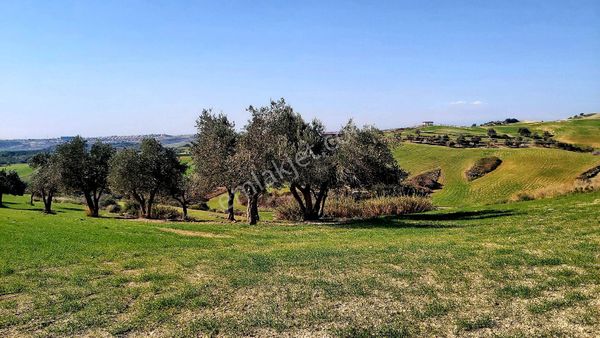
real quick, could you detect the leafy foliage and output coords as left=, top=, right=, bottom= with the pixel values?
left=109, top=138, right=186, bottom=218
left=54, top=136, right=114, bottom=216
left=0, top=169, right=26, bottom=206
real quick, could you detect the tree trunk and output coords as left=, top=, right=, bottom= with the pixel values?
left=0, top=193, right=3, bottom=207
left=182, top=203, right=188, bottom=220
left=227, top=188, right=235, bottom=221
left=300, top=185, right=316, bottom=220
left=291, top=183, right=329, bottom=221
left=290, top=183, right=306, bottom=213
left=43, top=192, right=53, bottom=213
left=145, top=192, right=155, bottom=219
left=247, top=193, right=259, bottom=225
left=91, top=190, right=101, bottom=217
left=30, top=193, right=34, bottom=206
left=83, top=192, right=97, bottom=217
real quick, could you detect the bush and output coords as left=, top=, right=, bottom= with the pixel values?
left=320, top=196, right=434, bottom=220
left=274, top=198, right=304, bottom=221
left=121, top=200, right=141, bottom=218
left=466, top=157, right=502, bottom=181
left=100, top=195, right=118, bottom=208
left=106, top=204, right=121, bottom=213
left=151, top=205, right=183, bottom=220
left=514, top=193, right=535, bottom=201
left=322, top=196, right=364, bottom=219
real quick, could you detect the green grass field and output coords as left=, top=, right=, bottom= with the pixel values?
left=0, top=163, right=33, bottom=181
left=1, top=192, right=599, bottom=336
left=394, top=143, right=600, bottom=207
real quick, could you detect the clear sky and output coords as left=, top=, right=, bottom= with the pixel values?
left=1, top=0, right=599, bottom=139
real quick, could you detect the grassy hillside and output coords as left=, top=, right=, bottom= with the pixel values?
left=394, top=143, right=600, bottom=207
left=0, top=163, right=33, bottom=181
left=1, top=192, right=599, bottom=336
left=404, top=113, right=600, bottom=148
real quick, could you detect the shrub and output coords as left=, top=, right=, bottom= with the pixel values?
left=274, top=198, right=304, bottom=221
left=318, top=196, right=434, bottom=220
left=466, top=157, right=502, bottom=181
left=106, top=204, right=122, bottom=213
left=404, top=168, right=442, bottom=195
left=514, top=193, right=535, bottom=201
left=361, top=196, right=434, bottom=217
left=151, top=205, right=183, bottom=220
left=322, top=196, right=363, bottom=219
left=100, top=195, right=118, bottom=208
left=577, top=165, right=600, bottom=181
left=121, top=200, right=141, bottom=218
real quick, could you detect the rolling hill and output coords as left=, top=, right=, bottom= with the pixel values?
left=393, top=143, right=600, bottom=207
left=402, top=113, right=600, bottom=148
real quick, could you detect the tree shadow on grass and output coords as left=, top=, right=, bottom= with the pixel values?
left=402, top=209, right=517, bottom=221
left=330, top=209, right=517, bottom=229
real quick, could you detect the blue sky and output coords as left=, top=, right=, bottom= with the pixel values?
left=1, top=0, right=599, bottom=139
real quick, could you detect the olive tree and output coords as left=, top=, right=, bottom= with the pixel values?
left=109, top=138, right=186, bottom=218
left=192, top=109, right=239, bottom=221
left=54, top=136, right=114, bottom=217
left=28, top=153, right=61, bottom=213
left=234, top=101, right=287, bottom=224
left=168, top=173, right=208, bottom=220
left=235, top=99, right=407, bottom=223
left=0, top=169, right=26, bottom=207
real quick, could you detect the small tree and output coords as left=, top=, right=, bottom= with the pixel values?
left=0, top=169, right=26, bottom=207
left=169, top=173, right=208, bottom=220
left=518, top=127, right=532, bottom=138
left=192, top=109, right=239, bottom=221
left=109, top=138, right=186, bottom=218
left=487, top=128, right=497, bottom=138
left=54, top=137, right=114, bottom=217
left=29, top=153, right=61, bottom=213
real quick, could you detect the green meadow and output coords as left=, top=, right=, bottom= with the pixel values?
left=1, top=191, right=599, bottom=336
left=393, top=143, right=600, bottom=207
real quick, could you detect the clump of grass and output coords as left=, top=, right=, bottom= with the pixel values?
left=335, top=324, right=413, bottom=337
left=456, top=315, right=495, bottom=332
left=497, top=284, right=540, bottom=298
left=512, top=178, right=600, bottom=202
left=528, top=292, right=588, bottom=314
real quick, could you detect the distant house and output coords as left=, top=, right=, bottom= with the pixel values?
left=422, top=121, right=434, bottom=126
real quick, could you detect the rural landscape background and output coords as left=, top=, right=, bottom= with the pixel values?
left=1, top=1, right=600, bottom=337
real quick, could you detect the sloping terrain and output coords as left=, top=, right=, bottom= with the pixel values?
left=0, top=163, right=33, bottom=181
left=403, top=113, right=600, bottom=148
left=393, top=143, right=600, bottom=207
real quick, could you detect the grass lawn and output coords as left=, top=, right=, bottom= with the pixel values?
left=394, top=143, right=600, bottom=207
left=0, top=163, right=33, bottom=181
left=1, top=192, right=599, bottom=336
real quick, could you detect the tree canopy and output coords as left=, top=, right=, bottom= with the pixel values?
left=109, top=138, right=186, bottom=218
left=0, top=169, right=26, bottom=207
left=54, top=136, right=114, bottom=217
